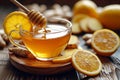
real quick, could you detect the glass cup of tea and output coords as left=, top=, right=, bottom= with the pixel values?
left=9, top=17, right=72, bottom=61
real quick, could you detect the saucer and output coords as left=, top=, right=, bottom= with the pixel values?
left=9, top=54, right=73, bottom=75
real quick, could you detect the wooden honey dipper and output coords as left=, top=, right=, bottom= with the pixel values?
left=10, top=0, right=47, bottom=32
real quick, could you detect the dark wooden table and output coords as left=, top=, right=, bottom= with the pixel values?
left=0, top=5, right=120, bottom=80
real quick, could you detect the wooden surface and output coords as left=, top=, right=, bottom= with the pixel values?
left=0, top=48, right=78, bottom=80
left=9, top=54, right=72, bottom=75
left=0, top=5, right=120, bottom=80
left=0, top=36, right=120, bottom=80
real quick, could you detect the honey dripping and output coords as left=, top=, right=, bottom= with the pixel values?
left=42, top=27, right=51, bottom=39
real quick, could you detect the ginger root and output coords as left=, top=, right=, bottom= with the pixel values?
left=82, top=33, right=93, bottom=41
left=9, top=47, right=35, bottom=59
left=82, top=34, right=92, bottom=46
left=0, top=35, right=6, bottom=49
left=1, top=34, right=10, bottom=45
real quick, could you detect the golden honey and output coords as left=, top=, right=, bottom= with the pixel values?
left=21, top=24, right=71, bottom=60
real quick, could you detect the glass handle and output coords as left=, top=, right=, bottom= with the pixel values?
left=8, top=30, right=26, bottom=49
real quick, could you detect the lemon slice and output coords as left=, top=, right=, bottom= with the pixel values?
left=72, top=49, right=102, bottom=76
left=3, top=11, right=32, bottom=39
left=91, top=29, right=120, bottom=56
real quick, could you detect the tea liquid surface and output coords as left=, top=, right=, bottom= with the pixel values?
left=22, top=24, right=71, bottom=59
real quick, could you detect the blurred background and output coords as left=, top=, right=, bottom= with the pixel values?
left=0, top=0, right=120, bottom=28
left=0, top=0, right=120, bottom=7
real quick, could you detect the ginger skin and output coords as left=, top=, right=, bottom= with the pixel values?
left=0, top=35, right=6, bottom=49
left=1, top=34, right=10, bottom=45
left=9, top=47, right=35, bottom=59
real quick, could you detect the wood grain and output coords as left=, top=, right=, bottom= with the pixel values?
left=0, top=4, right=120, bottom=80
left=9, top=54, right=73, bottom=75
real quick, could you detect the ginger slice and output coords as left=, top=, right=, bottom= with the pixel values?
left=87, top=18, right=103, bottom=32
left=79, top=18, right=90, bottom=32
left=52, top=49, right=79, bottom=63
left=72, top=14, right=89, bottom=34
left=0, top=35, right=6, bottom=48
left=66, top=35, right=79, bottom=49
left=72, top=23, right=82, bottom=34
left=82, top=34, right=93, bottom=41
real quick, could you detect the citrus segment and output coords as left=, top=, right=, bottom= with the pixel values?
left=91, top=29, right=120, bottom=56
left=72, top=50, right=102, bottom=76
left=3, top=11, right=32, bottom=39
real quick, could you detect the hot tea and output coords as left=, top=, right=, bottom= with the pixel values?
left=21, top=24, right=71, bottom=60
left=9, top=18, right=72, bottom=61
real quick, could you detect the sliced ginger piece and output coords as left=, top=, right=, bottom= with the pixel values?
left=61, top=49, right=79, bottom=56
left=52, top=56, right=71, bottom=64
left=72, top=14, right=89, bottom=34
left=52, top=49, right=79, bottom=63
left=72, top=23, right=82, bottom=34
left=79, top=18, right=90, bottom=32
left=66, top=35, right=79, bottom=49
left=87, top=18, right=103, bottom=32
left=72, top=14, right=89, bottom=23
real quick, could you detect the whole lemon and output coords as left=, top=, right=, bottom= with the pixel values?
left=99, top=5, right=120, bottom=30
left=73, top=0, right=98, bottom=18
